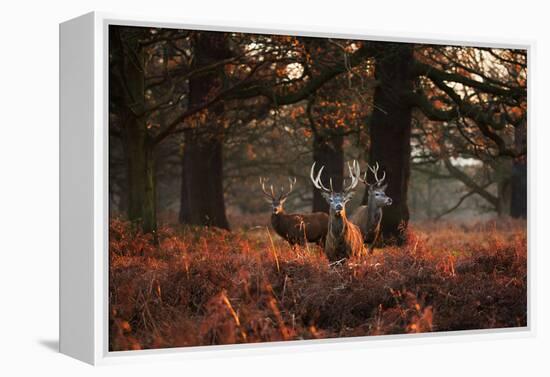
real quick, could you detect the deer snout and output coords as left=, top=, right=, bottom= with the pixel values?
left=334, top=204, right=344, bottom=216
left=386, top=198, right=393, bottom=205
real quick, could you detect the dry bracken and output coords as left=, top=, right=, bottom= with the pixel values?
left=109, top=218, right=527, bottom=351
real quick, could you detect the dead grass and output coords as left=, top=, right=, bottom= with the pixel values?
left=109, top=218, right=527, bottom=351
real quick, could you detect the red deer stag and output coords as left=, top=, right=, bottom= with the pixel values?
left=310, top=161, right=366, bottom=262
left=260, top=177, right=328, bottom=246
left=351, top=162, right=392, bottom=253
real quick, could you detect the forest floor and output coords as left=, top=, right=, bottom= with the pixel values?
left=109, top=218, right=527, bottom=351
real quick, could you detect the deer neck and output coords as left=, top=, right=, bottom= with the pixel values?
left=271, top=211, right=286, bottom=237
left=329, top=209, right=348, bottom=237
left=367, top=194, right=382, bottom=229
left=271, top=211, right=284, bottom=224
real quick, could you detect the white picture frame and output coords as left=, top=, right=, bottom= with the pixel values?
left=59, top=11, right=535, bottom=365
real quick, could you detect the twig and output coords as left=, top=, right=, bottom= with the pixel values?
left=329, top=258, right=347, bottom=267
left=266, top=227, right=280, bottom=273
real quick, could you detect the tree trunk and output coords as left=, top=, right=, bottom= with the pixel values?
left=124, top=128, right=157, bottom=235
left=181, top=137, right=229, bottom=229
left=312, top=132, right=344, bottom=213
left=178, top=32, right=230, bottom=229
left=511, top=122, right=527, bottom=218
left=496, top=157, right=513, bottom=217
left=364, top=44, right=414, bottom=243
left=510, top=160, right=527, bottom=218
left=110, top=26, right=158, bottom=235
left=178, top=150, right=191, bottom=224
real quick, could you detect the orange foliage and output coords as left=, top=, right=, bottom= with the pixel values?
left=109, top=218, right=527, bottom=351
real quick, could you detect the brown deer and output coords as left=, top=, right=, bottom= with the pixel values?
left=260, top=177, right=328, bottom=246
left=310, top=160, right=366, bottom=262
left=350, top=162, right=392, bottom=253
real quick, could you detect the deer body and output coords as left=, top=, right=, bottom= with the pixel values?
left=351, top=162, right=392, bottom=253
left=351, top=202, right=383, bottom=245
left=325, top=207, right=365, bottom=261
left=310, top=161, right=366, bottom=261
left=271, top=211, right=328, bottom=246
left=260, top=177, right=328, bottom=246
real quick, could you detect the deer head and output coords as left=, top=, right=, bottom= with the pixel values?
left=361, top=162, right=392, bottom=208
left=259, top=177, right=296, bottom=215
left=310, top=160, right=361, bottom=217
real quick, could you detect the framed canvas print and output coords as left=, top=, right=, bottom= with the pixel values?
left=60, top=12, right=532, bottom=365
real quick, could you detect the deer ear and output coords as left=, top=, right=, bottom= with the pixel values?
left=280, top=197, right=287, bottom=204
left=321, top=192, right=331, bottom=201
left=379, top=183, right=388, bottom=192
left=344, top=191, right=354, bottom=201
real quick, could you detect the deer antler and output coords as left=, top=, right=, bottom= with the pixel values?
left=310, top=162, right=332, bottom=193
left=279, top=177, right=297, bottom=200
left=343, top=160, right=361, bottom=193
left=369, top=162, right=386, bottom=185
left=259, top=177, right=276, bottom=200
left=361, top=162, right=386, bottom=187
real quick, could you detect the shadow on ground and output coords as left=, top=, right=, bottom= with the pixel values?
left=38, top=339, right=59, bottom=352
